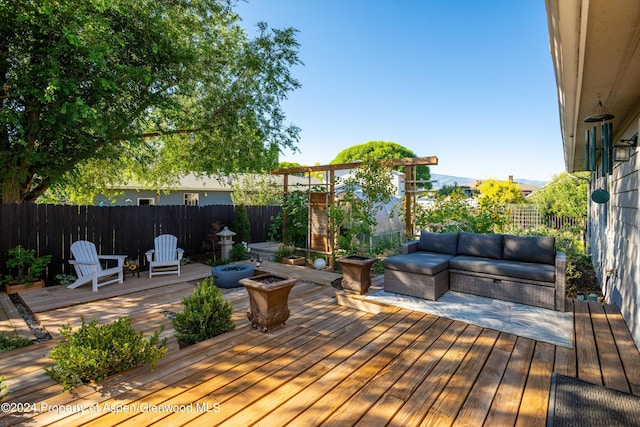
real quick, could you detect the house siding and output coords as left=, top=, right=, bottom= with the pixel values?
left=96, top=190, right=233, bottom=206
left=589, top=129, right=640, bottom=348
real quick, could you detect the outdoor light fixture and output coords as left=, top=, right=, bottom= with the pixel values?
left=614, top=134, right=638, bottom=162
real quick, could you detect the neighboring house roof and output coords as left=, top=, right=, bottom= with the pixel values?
left=109, top=173, right=321, bottom=192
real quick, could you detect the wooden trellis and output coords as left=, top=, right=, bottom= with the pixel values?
left=271, top=156, right=438, bottom=264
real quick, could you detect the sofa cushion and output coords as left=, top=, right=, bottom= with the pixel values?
left=417, top=231, right=459, bottom=255
left=503, top=234, right=556, bottom=265
left=450, top=255, right=556, bottom=284
left=457, top=232, right=503, bottom=260
left=383, top=252, right=454, bottom=276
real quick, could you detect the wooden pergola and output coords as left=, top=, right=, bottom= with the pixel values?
left=270, top=156, right=438, bottom=263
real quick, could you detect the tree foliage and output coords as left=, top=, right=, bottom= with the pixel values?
left=529, top=172, right=588, bottom=218
left=476, top=179, right=525, bottom=206
left=1, top=0, right=301, bottom=203
left=328, top=159, right=395, bottom=255
left=230, top=174, right=282, bottom=206
left=330, top=141, right=430, bottom=188
left=414, top=189, right=509, bottom=234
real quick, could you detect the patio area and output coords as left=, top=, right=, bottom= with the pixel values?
left=0, top=261, right=639, bottom=426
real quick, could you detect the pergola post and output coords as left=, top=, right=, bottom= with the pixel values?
left=271, top=156, right=437, bottom=259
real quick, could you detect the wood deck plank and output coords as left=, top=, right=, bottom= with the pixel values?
left=388, top=324, right=483, bottom=426
left=604, top=303, right=640, bottom=395
left=515, top=341, right=555, bottom=427
left=213, top=308, right=409, bottom=427
left=589, top=302, right=630, bottom=393
left=483, top=336, right=536, bottom=427
left=317, top=314, right=441, bottom=426
left=573, top=299, right=603, bottom=385
left=252, top=309, right=411, bottom=427
left=1, top=263, right=639, bottom=427
left=453, top=333, right=518, bottom=427
left=0, top=292, right=34, bottom=340
left=420, top=328, right=500, bottom=427
left=295, top=311, right=428, bottom=427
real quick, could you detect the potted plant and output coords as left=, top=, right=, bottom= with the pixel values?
left=172, top=277, right=235, bottom=348
left=2, top=246, right=52, bottom=294
left=329, top=159, right=395, bottom=294
left=274, top=244, right=305, bottom=266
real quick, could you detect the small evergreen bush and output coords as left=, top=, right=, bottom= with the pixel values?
left=45, top=317, right=167, bottom=391
left=230, top=242, right=248, bottom=261
left=0, top=331, right=33, bottom=353
left=172, top=277, right=235, bottom=345
left=232, top=204, right=251, bottom=243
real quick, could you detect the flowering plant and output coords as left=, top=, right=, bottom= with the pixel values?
left=124, top=259, right=139, bottom=271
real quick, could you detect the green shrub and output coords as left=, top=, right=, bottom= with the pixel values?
left=273, top=244, right=294, bottom=262
left=172, top=277, right=235, bottom=345
left=230, top=242, right=248, bottom=261
left=0, top=376, right=6, bottom=402
left=232, top=204, right=251, bottom=243
left=0, top=331, right=33, bottom=353
left=44, top=317, right=167, bottom=391
left=55, top=274, right=77, bottom=286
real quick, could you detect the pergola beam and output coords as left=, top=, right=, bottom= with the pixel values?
left=270, top=156, right=438, bottom=175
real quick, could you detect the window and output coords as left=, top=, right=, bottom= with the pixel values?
left=184, top=193, right=199, bottom=206
left=138, top=198, right=154, bottom=206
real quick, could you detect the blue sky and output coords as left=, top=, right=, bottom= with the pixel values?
left=236, top=0, right=564, bottom=182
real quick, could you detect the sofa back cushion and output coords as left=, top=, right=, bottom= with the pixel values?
left=457, top=232, right=503, bottom=259
left=503, top=234, right=556, bottom=265
left=418, top=231, right=459, bottom=255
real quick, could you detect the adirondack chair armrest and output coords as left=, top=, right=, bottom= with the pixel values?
left=68, top=259, right=100, bottom=272
left=98, top=255, right=127, bottom=267
left=177, top=248, right=184, bottom=261
left=145, top=249, right=155, bottom=262
left=69, top=259, right=99, bottom=266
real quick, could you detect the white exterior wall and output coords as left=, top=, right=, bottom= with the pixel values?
left=589, top=124, right=640, bottom=348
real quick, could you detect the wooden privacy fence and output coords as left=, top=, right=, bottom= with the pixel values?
left=0, top=204, right=281, bottom=284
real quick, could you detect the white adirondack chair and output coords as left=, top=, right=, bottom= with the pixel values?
left=145, top=234, right=184, bottom=278
left=68, top=241, right=127, bottom=292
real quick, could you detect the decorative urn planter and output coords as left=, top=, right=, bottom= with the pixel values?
left=280, top=255, right=306, bottom=266
left=239, top=274, right=297, bottom=332
left=336, top=255, right=377, bottom=294
left=211, top=264, right=255, bottom=288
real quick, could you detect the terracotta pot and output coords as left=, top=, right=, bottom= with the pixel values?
left=5, top=279, right=45, bottom=295
left=336, top=255, right=377, bottom=294
left=240, top=274, right=297, bottom=332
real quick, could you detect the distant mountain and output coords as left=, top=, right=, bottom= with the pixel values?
left=429, top=174, right=475, bottom=190
left=515, top=178, right=548, bottom=188
left=429, top=174, right=547, bottom=190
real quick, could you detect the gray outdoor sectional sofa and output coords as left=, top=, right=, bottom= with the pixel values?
left=382, top=231, right=566, bottom=311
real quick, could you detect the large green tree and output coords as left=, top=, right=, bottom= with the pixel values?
left=529, top=172, right=588, bottom=218
left=476, top=179, right=525, bottom=206
left=1, top=0, right=301, bottom=203
left=330, top=141, right=430, bottom=187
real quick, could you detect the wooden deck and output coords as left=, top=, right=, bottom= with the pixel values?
left=0, top=293, right=32, bottom=340
left=0, top=263, right=639, bottom=426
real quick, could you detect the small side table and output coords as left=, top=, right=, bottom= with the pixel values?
left=123, top=266, right=140, bottom=281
